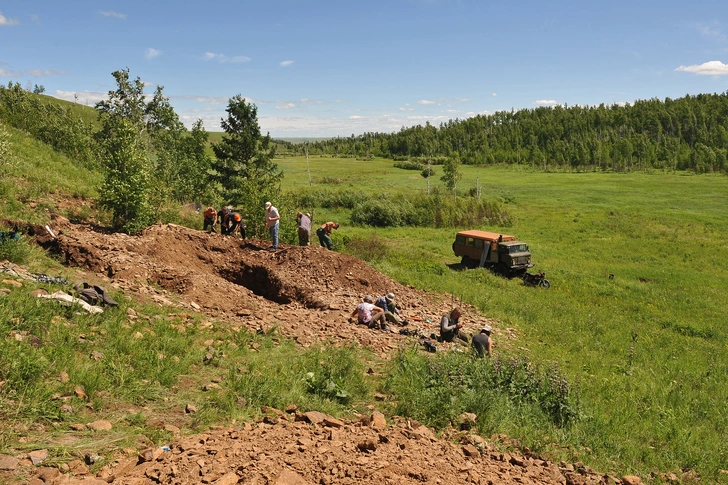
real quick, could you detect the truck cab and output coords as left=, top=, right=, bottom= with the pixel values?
left=452, top=230, right=533, bottom=276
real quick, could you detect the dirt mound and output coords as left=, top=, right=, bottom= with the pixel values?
left=44, top=222, right=500, bottom=355
left=0, top=221, right=616, bottom=485
left=11, top=412, right=606, bottom=485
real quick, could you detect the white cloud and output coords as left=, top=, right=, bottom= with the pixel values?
left=300, top=98, right=323, bottom=105
left=203, top=52, right=251, bottom=63
left=534, top=99, right=558, bottom=106
left=276, top=102, right=296, bottom=109
left=99, top=10, right=126, bottom=19
left=30, top=14, right=39, bottom=24
left=492, top=93, right=497, bottom=97
left=692, top=22, right=726, bottom=42
left=52, top=90, right=108, bottom=105
left=418, top=99, right=435, bottom=105
left=280, top=60, right=294, bottom=67
left=0, top=68, right=21, bottom=77
left=26, top=69, right=66, bottom=77
left=204, top=52, right=223, bottom=61
left=178, top=95, right=230, bottom=105
left=145, top=48, right=161, bottom=60
left=675, top=60, right=728, bottom=76
left=0, top=11, right=19, bottom=26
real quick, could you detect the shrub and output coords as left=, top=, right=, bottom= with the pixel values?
left=384, top=348, right=579, bottom=429
left=343, top=234, right=389, bottom=262
left=0, top=231, right=31, bottom=264
left=393, top=161, right=424, bottom=170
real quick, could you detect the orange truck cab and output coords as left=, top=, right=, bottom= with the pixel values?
left=452, top=230, right=533, bottom=276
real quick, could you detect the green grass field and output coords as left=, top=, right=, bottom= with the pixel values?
left=277, top=155, right=728, bottom=480
left=2, top=130, right=727, bottom=481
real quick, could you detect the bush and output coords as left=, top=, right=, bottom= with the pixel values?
left=343, top=234, right=389, bottom=262
left=384, top=348, right=580, bottom=429
left=0, top=231, right=31, bottom=264
left=393, top=161, right=424, bottom=170
left=350, top=193, right=513, bottom=228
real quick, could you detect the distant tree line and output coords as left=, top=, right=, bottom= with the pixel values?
left=288, top=93, right=728, bottom=173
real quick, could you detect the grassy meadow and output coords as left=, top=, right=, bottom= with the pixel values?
left=2, top=127, right=727, bottom=483
left=276, top=154, right=728, bottom=481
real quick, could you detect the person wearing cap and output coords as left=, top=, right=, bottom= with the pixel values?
left=264, top=201, right=280, bottom=250
left=440, top=307, right=467, bottom=343
left=296, top=211, right=312, bottom=246
left=472, top=325, right=493, bottom=357
left=351, top=295, right=387, bottom=330
left=203, top=206, right=218, bottom=233
left=316, top=221, right=339, bottom=250
left=375, top=292, right=405, bottom=325
left=226, top=209, right=245, bottom=239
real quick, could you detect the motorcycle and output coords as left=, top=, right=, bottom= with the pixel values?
left=523, top=271, right=550, bottom=288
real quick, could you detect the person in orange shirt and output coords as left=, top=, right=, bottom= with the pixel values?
left=316, top=221, right=339, bottom=250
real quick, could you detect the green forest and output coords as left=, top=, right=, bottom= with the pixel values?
left=285, top=93, right=728, bottom=173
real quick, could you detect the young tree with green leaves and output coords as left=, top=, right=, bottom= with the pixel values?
left=212, top=95, right=282, bottom=237
left=441, top=152, right=462, bottom=198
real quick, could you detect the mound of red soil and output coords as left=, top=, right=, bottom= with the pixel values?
left=45, top=221, right=501, bottom=355
left=1, top=221, right=632, bottom=485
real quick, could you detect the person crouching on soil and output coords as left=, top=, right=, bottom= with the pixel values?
left=351, top=295, right=387, bottom=330
left=440, top=307, right=468, bottom=343
left=375, top=292, right=406, bottom=325
left=203, top=206, right=218, bottom=233
left=316, top=221, right=339, bottom=250
left=225, top=209, right=245, bottom=239
left=472, top=325, right=493, bottom=357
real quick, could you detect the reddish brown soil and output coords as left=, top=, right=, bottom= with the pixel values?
left=1, top=220, right=636, bottom=485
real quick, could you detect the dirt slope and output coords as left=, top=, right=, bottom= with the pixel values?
left=2, top=220, right=636, bottom=485
left=44, top=220, right=502, bottom=356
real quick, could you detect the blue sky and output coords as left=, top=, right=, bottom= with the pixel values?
left=2, top=1, right=727, bottom=138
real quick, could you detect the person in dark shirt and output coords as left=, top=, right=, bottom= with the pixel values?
left=440, top=307, right=465, bottom=342
left=472, top=325, right=492, bottom=357
left=375, top=292, right=404, bottom=325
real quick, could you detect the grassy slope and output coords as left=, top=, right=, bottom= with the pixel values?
left=2, top=128, right=727, bottom=480
left=277, top=155, right=728, bottom=480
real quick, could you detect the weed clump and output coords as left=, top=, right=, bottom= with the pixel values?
left=384, top=348, right=579, bottom=431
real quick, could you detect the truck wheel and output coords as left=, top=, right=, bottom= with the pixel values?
left=540, top=279, right=551, bottom=289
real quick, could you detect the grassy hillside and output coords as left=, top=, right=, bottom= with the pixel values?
left=276, top=155, right=728, bottom=480
left=2, top=124, right=728, bottom=481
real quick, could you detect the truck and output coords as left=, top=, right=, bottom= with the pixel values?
left=452, top=230, right=533, bottom=276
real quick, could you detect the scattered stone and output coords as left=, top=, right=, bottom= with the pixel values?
left=303, top=411, right=326, bottom=424
left=74, top=385, right=87, bottom=400
left=458, top=412, right=477, bottom=430
left=622, top=475, right=644, bottom=485
left=164, top=424, right=181, bottom=434
left=185, top=403, right=198, bottom=414
left=28, top=449, right=48, bottom=465
left=373, top=392, right=386, bottom=401
left=275, top=469, right=311, bottom=485
left=84, top=453, right=102, bottom=465
left=86, top=419, right=112, bottom=431
left=58, top=371, right=69, bottom=382
left=0, top=454, right=19, bottom=470
left=462, top=444, right=480, bottom=457
left=370, top=412, right=387, bottom=430
left=69, top=423, right=86, bottom=431
left=285, top=404, right=298, bottom=413
left=68, top=459, right=89, bottom=475
left=357, top=439, right=377, bottom=452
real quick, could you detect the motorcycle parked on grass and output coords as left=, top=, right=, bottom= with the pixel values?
left=523, top=271, right=550, bottom=289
